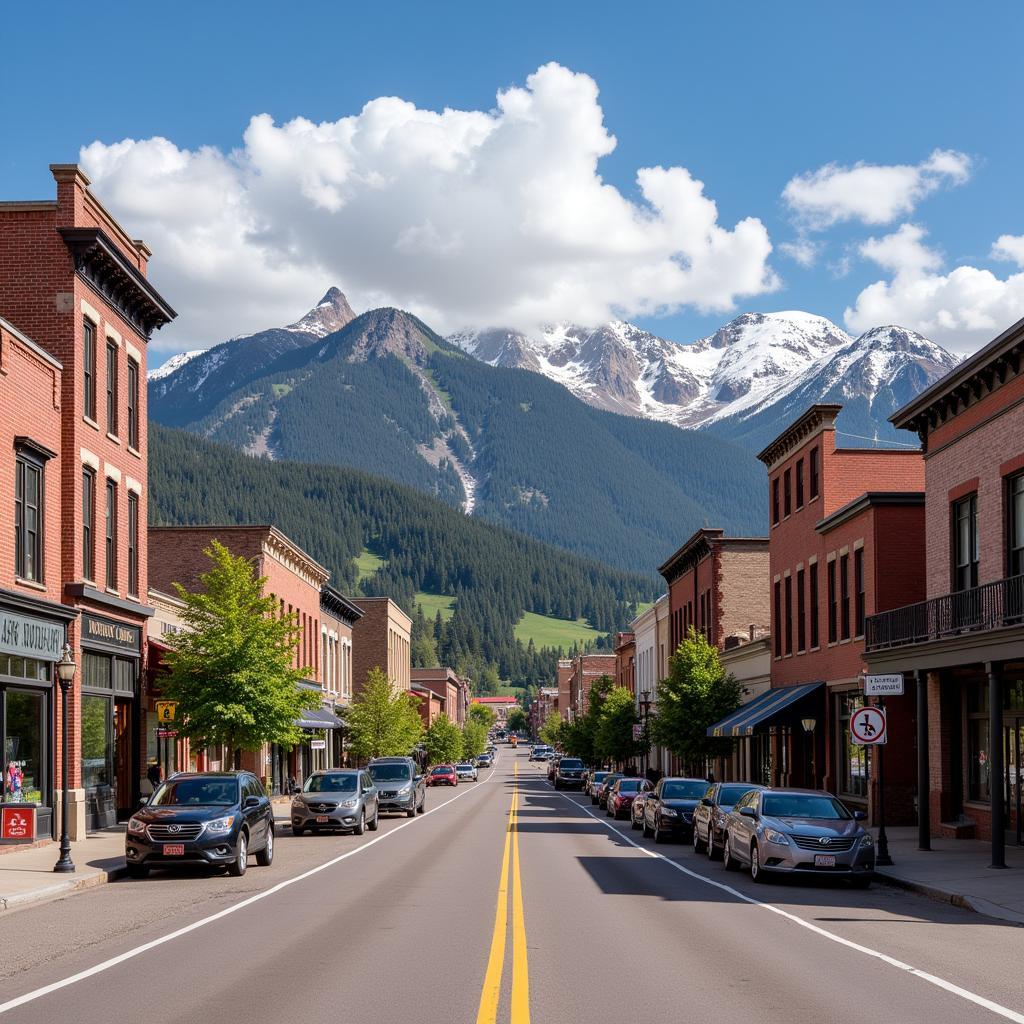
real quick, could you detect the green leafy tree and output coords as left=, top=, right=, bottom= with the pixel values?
left=162, top=540, right=317, bottom=760
left=424, top=714, right=463, bottom=764
left=650, top=628, right=742, bottom=774
left=561, top=674, right=613, bottom=763
left=468, top=703, right=496, bottom=730
left=346, top=667, right=424, bottom=762
left=461, top=719, right=489, bottom=758
left=595, top=686, right=644, bottom=767
left=538, top=711, right=564, bottom=747
left=506, top=707, right=528, bottom=734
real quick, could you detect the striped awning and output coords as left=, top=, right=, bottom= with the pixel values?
left=707, top=681, right=823, bottom=737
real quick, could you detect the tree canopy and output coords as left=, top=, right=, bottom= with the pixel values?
left=424, top=715, right=463, bottom=765
left=595, top=686, right=645, bottom=767
left=461, top=719, right=488, bottom=758
left=506, top=707, right=528, bottom=734
left=346, top=667, right=424, bottom=762
left=468, top=703, right=496, bottom=730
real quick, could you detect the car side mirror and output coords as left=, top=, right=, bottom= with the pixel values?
left=414, top=774, right=423, bottom=782
left=739, top=806, right=756, bottom=818
left=138, top=796, right=149, bottom=808
left=243, top=795, right=261, bottom=809
left=853, top=810, right=868, bottom=821
left=700, top=797, right=712, bottom=806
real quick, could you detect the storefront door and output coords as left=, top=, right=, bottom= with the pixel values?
left=1005, top=718, right=1024, bottom=847
left=115, top=700, right=132, bottom=821
left=81, top=693, right=115, bottom=829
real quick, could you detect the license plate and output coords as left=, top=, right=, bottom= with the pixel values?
left=163, top=844, right=185, bottom=856
left=814, top=854, right=837, bottom=868
left=316, top=815, right=329, bottom=823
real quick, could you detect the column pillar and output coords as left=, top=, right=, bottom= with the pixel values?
left=916, top=669, right=931, bottom=850
left=987, top=662, right=1005, bottom=868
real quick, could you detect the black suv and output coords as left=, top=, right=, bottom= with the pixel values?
left=367, top=757, right=426, bottom=817
left=553, top=757, right=586, bottom=790
left=125, top=771, right=274, bottom=878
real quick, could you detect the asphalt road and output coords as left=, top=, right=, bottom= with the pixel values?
left=0, top=750, right=1022, bottom=1023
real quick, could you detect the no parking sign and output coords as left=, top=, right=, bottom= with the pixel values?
left=850, top=705, right=887, bottom=745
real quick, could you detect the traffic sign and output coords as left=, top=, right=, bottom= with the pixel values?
left=156, top=728, right=178, bottom=739
left=155, top=700, right=177, bottom=723
left=864, top=674, right=904, bottom=697
left=850, top=705, right=887, bottom=745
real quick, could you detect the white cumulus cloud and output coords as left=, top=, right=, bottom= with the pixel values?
left=991, top=234, right=1024, bottom=267
left=80, top=63, right=778, bottom=353
left=783, top=149, right=972, bottom=229
left=844, top=223, right=1024, bottom=352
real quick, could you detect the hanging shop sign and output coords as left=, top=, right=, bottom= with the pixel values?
left=81, top=614, right=141, bottom=654
left=310, top=738, right=327, bottom=751
left=0, top=608, right=63, bottom=663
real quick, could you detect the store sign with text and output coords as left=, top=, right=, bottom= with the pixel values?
left=0, top=609, right=63, bottom=663
left=81, top=614, right=141, bottom=653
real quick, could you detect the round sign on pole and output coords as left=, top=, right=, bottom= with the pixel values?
left=850, top=705, right=887, bottom=745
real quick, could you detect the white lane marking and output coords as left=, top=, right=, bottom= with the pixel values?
left=0, top=763, right=502, bottom=1016
left=535, top=772, right=1024, bottom=1024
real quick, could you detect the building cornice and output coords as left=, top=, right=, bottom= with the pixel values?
left=757, top=404, right=842, bottom=469
left=815, top=491, right=925, bottom=534
left=320, top=584, right=364, bottom=624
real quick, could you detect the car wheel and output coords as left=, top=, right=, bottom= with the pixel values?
left=707, top=830, right=722, bottom=861
left=354, top=809, right=366, bottom=836
left=723, top=834, right=739, bottom=872
left=126, top=862, right=149, bottom=879
left=693, top=825, right=707, bottom=855
left=417, top=796, right=426, bottom=814
left=406, top=803, right=417, bottom=818
left=654, top=822, right=668, bottom=844
left=750, top=841, right=767, bottom=882
left=850, top=875, right=873, bottom=890
left=643, top=818, right=653, bottom=838
left=256, top=826, right=274, bottom=866
left=631, top=814, right=641, bottom=831
left=227, top=832, right=248, bottom=877
left=590, top=795, right=597, bottom=805
left=293, top=825, right=305, bottom=837
left=368, top=807, right=380, bottom=831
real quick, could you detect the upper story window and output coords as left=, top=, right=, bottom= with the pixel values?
left=952, top=494, right=979, bottom=592
left=840, top=553, right=851, bottom=641
left=784, top=575, right=793, bottom=655
left=106, top=340, right=118, bottom=435
left=83, top=318, right=97, bottom=421
left=796, top=459, right=804, bottom=509
left=783, top=469, right=792, bottom=518
left=796, top=567, right=806, bottom=652
left=827, top=559, right=837, bottom=644
left=854, top=548, right=865, bottom=637
left=82, top=467, right=96, bottom=581
left=1008, top=473, right=1024, bottom=578
left=772, top=478, right=780, bottom=525
left=127, top=491, right=139, bottom=597
left=127, top=359, right=139, bottom=450
left=105, top=478, right=117, bottom=591
left=14, top=447, right=45, bottom=582
left=773, top=579, right=782, bottom=657
left=809, top=446, right=820, bottom=500
left=809, top=563, right=819, bottom=648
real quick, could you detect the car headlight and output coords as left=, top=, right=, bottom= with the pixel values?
left=860, top=832, right=874, bottom=845
left=398, top=783, right=413, bottom=794
left=712, top=810, right=726, bottom=827
left=291, top=796, right=304, bottom=807
left=205, top=815, right=236, bottom=835
left=762, top=828, right=789, bottom=844
left=660, top=806, right=678, bottom=817
left=127, top=816, right=147, bottom=834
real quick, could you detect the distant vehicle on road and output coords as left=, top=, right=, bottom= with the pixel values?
left=553, top=757, right=585, bottom=790
left=477, top=752, right=494, bottom=768
left=368, top=757, right=426, bottom=817
left=291, top=769, right=379, bottom=837
left=456, top=762, right=479, bottom=782
left=642, top=777, right=707, bottom=844
left=692, top=781, right=765, bottom=859
left=586, top=771, right=611, bottom=801
left=722, top=788, right=875, bottom=886
left=428, top=764, right=458, bottom=786
left=606, top=777, right=651, bottom=820
left=530, top=745, right=553, bottom=762
left=126, top=771, right=273, bottom=879
left=595, top=773, right=623, bottom=810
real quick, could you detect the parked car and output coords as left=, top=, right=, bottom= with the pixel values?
left=553, top=757, right=586, bottom=790
left=642, top=777, right=707, bottom=843
left=126, top=771, right=273, bottom=879
left=595, top=773, right=623, bottom=809
left=692, top=781, right=765, bottom=859
left=291, top=769, right=379, bottom=836
left=630, top=786, right=656, bottom=830
left=547, top=757, right=560, bottom=782
left=428, top=764, right=458, bottom=786
left=587, top=771, right=611, bottom=802
left=530, top=745, right=552, bottom=762
left=477, top=752, right=494, bottom=768
left=368, top=757, right=426, bottom=817
left=607, top=777, right=650, bottom=820
left=456, top=762, right=479, bottom=782
left=722, top=788, right=875, bottom=886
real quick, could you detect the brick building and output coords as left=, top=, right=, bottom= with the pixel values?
left=529, top=687, right=559, bottom=738
left=411, top=667, right=468, bottom=727
left=613, top=632, right=636, bottom=695
left=148, top=525, right=337, bottom=792
left=411, top=683, right=445, bottom=731
left=556, top=659, right=572, bottom=721
left=350, top=597, right=411, bottom=696
left=865, top=316, right=1024, bottom=866
left=726, top=404, right=926, bottom=824
left=568, top=653, right=616, bottom=721
left=320, top=586, right=363, bottom=769
left=471, top=696, right=519, bottom=725
left=0, top=165, right=175, bottom=835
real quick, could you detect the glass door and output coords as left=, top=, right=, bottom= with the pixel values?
left=81, top=693, right=114, bottom=830
left=1006, top=719, right=1024, bottom=847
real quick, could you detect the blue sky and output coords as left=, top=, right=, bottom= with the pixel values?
left=3, top=1, right=1022, bottom=364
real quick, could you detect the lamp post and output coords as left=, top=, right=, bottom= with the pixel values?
left=801, top=717, right=817, bottom=789
left=639, top=691, right=652, bottom=778
left=53, top=644, right=77, bottom=874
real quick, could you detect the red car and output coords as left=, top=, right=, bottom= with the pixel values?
left=428, top=764, right=457, bottom=786
left=606, top=778, right=651, bottom=820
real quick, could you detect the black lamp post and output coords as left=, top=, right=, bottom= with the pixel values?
left=53, top=643, right=77, bottom=874
left=639, top=692, right=652, bottom=777
left=801, top=717, right=817, bottom=789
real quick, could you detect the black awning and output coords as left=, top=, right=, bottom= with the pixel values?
left=707, top=682, right=823, bottom=737
left=295, top=708, right=343, bottom=730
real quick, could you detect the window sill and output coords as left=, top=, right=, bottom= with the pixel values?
left=809, top=645, right=821, bottom=653
left=106, top=433, right=121, bottom=446
left=105, top=587, right=120, bottom=597
left=127, top=592, right=140, bottom=602
left=82, top=577, right=96, bottom=588
left=83, top=415, right=100, bottom=432
left=127, top=445, right=141, bottom=459
left=15, top=577, right=46, bottom=593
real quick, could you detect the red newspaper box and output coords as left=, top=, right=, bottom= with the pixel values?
left=1, top=805, right=36, bottom=843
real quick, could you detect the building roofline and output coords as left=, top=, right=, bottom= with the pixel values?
left=0, top=315, right=62, bottom=371
left=757, top=404, right=842, bottom=469
left=815, top=491, right=925, bottom=535
left=320, top=584, right=364, bottom=624
left=658, top=528, right=767, bottom=582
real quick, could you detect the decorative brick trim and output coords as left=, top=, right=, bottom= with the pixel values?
left=999, top=452, right=1024, bottom=478
left=80, top=447, right=100, bottom=470
left=80, top=298, right=100, bottom=324
left=125, top=475, right=142, bottom=495
left=104, top=463, right=121, bottom=483
left=105, top=324, right=122, bottom=347
left=948, top=477, right=979, bottom=502
left=125, top=340, right=142, bottom=363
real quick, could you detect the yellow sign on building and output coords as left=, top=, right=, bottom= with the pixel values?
left=155, top=701, right=177, bottom=723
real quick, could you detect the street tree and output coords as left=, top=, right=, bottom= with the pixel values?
left=162, top=540, right=317, bottom=764
left=424, top=714, right=463, bottom=764
left=595, top=686, right=644, bottom=767
left=468, top=703, right=496, bottom=730
left=346, top=667, right=424, bottom=762
left=461, top=719, right=488, bottom=758
left=506, top=706, right=528, bottom=733
left=539, top=711, right=564, bottom=747
left=650, top=628, right=742, bottom=775
left=561, top=674, right=613, bottom=763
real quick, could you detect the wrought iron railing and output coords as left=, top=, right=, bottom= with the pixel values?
left=865, top=573, right=1024, bottom=651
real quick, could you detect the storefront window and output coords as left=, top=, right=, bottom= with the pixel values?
left=4, top=690, right=45, bottom=805
left=81, top=694, right=112, bottom=793
left=0, top=655, right=48, bottom=682
left=968, top=717, right=991, bottom=802
left=838, top=693, right=869, bottom=799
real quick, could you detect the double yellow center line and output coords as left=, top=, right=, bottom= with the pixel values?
left=476, top=762, right=530, bottom=1024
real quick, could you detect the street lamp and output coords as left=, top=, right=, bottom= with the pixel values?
left=53, top=644, right=77, bottom=874
left=801, top=717, right=817, bottom=790
left=639, top=691, right=652, bottom=778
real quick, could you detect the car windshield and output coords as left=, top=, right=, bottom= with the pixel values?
left=303, top=773, right=357, bottom=793
left=559, top=759, right=583, bottom=769
left=617, top=779, right=642, bottom=793
left=369, top=764, right=413, bottom=782
left=150, top=778, right=238, bottom=806
left=603, top=775, right=622, bottom=786
left=592, top=773, right=609, bottom=783
left=431, top=766, right=453, bottom=774
left=719, top=785, right=756, bottom=805
left=457, top=764, right=474, bottom=769
left=661, top=781, right=706, bottom=799
left=763, top=794, right=852, bottom=820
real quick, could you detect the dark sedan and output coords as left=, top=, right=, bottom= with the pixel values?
left=125, top=771, right=273, bottom=879
left=692, top=781, right=765, bottom=860
left=595, top=773, right=623, bottom=809
left=553, top=757, right=586, bottom=790
left=606, top=777, right=650, bottom=820
left=642, top=777, right=707, bottom=843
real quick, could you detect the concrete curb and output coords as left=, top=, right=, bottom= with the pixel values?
left=1, top=864, right=127, bottom=914
left=874, top=869, right=1024, bottom=927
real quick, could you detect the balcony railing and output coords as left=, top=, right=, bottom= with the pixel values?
left=865, top=573, right=1024, bottom=652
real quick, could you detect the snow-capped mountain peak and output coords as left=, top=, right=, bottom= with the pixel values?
left=285, top=287, right=357, bottom=338
left=148, top=349, right=207, bottom=382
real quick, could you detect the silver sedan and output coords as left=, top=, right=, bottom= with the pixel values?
left=291, top=769, right=380, bottom=836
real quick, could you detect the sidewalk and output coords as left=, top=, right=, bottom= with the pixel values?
left=873, top=826, right=1024, bottom=926
left=0, top=828, right=127, bottom=913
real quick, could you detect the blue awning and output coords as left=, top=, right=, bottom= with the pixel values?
left=295, top=708, right=344, bottom=730
left=707, top=682, right=823, bottom=737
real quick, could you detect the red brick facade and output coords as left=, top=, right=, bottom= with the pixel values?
left=613, top=632, right=636, bottom=694
left=350, top=597, right=411, bottom=696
